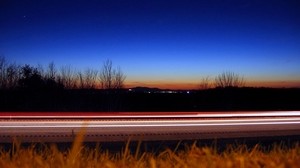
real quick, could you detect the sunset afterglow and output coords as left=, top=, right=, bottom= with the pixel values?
left=1, top=0, right=299, bottom=89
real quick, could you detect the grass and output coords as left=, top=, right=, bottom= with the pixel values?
left=0, top=132, right=300, bottom=168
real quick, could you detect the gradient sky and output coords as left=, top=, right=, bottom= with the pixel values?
left=1, top=0, right=300, bottom=89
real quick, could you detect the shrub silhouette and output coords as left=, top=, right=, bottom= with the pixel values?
left=214, top=71, right=245, bottom=88
left=18, top=65, right=44, bottom=90
left=18, top=64, right=63, bottom=91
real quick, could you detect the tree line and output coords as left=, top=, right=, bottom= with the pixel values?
left=199, top=71, right=245, bottom=90
left=3, top=56, right=300, bottom=112
left=1, top=56, right=247, bottom=91
left=0, top=57, right=125, bottom=90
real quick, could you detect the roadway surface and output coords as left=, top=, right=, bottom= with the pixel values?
left=1, top=111, right=300, bottom=143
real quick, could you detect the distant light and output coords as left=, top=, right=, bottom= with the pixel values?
left=129, top=89, right=132, bottom=91
left=187, top=91, right=190, bottom=94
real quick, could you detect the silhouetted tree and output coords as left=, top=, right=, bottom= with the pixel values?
left=84, top=68, right=98, bottom=89
left=6, top=63, right=20, bottom=89
left=59, top=65, right=77, bottom=89
left=18, top=65, right=44, bottom=90
left=0, top=57, right=21, bottom=89
left=99, top=59, right=125, bottom=90
left=77, top=68, right=98, bottom=89
left=98, top=60, right=126, bottom=111
left=0, top=56, right=7, bottom=89
left=78, top=71, right=84, bottom=89
left=199, top=76, right=212, bottom=90
left=45, top=62, right=56, bottom=80
left=214, top=71, right=245, bottom=88
left=99, top=60, right=113, bottom=89
left=42, top=62, right=59, bottom=89
left=113, top=67, right=126, bottom=89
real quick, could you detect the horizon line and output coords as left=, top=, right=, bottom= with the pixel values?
left=125, top=80, right=300, bottom=90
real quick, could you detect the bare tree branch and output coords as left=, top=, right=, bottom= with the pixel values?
left=0, top=56, right=7, bottom=89
left=214, top=71, right=245, bottom=88
left=199, top=76, right=212, bottom=90
left=6, top=63, right=20, bottom=89
left=113, top=66, right=126, bottom=89
left=59, top=65, right=77, bottom=89
left=84, top=68, right=98, bottom=89
left=99, top=60, right=125, bottom=90
left=46, top=62, right=56, bottom=80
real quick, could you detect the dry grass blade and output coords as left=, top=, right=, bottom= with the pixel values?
left=66, top=121, right=88, bottom=168
left=0, top=136, right=300, bottom=168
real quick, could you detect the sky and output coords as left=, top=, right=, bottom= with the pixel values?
left=1, top=0, right=300, bottom=89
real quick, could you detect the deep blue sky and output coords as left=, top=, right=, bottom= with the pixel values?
left=1, top=0, right=300, bottom=88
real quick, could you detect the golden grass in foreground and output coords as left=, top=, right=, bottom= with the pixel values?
left=0, top=132, right=299, bottom=168
left=0, top=142, right=299, bottom=168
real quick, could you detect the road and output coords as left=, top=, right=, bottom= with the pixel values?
left=1, top=111, right=300, bottom=143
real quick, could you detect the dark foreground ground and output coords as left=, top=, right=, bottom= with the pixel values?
left=1, top=87, right=300, bottom=112
left=1, top=135, right=300, bottom=154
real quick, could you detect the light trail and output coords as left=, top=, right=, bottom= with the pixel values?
left=1, top=111, right=300, bottom=143
left=1, top=122, right=300, bottom=128
left=1, top=111, right=300, bottom=119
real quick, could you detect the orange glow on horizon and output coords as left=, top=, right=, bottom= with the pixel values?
left=246, top=80, right=300, bottom=88
left=125, top=80, right=199, bottom=90
left=125, top=80, right=300, bottom=90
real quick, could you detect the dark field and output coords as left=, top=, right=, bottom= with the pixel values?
left=1, top=87, right=299, bottom=112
